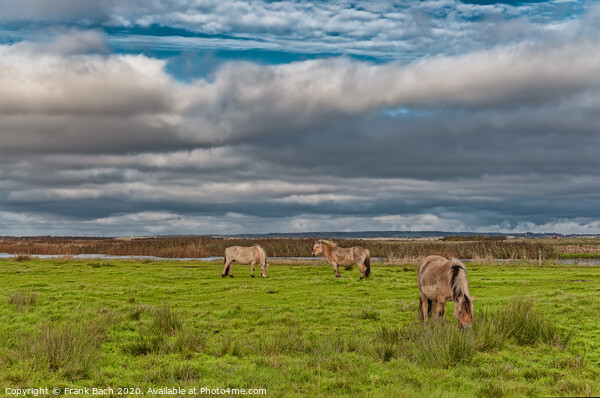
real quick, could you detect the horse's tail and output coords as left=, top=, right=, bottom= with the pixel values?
left=223, top=252, right=229, bottom=276
left=364, top=251, right=371, bottom=277
left=418, top=296, right=433, bottom=321
left=449, top=258, right=467, bottom=300
left=450, top=257, right=463, bottom=267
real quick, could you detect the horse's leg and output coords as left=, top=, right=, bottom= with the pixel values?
left=357, top=260, right=366, bottom=279
left=437, top=298, right=446, bottom=319
left=228, top=261, right=234, bottom=278
left=251, top=261, right=256, bottom=278
left=332, top=262, right=340, bottom=278
left=420, top=292, right=430, bottom=323
left=222, top=259, right=233, bottom=277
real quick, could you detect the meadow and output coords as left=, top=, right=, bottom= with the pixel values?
left=1, top=257, right=599, bottom=397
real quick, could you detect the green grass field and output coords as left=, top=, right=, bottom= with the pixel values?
left=1, top=258, right=599, bottom=397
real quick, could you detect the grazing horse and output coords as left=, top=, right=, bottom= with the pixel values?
left=222, top=245, right=269, bottom=278
left=417, top=255, right=474, bottom=327
left=312, top=240, right=371, bottom=279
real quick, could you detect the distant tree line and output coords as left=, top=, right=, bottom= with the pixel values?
left=440, top=235, right=506, bottom=242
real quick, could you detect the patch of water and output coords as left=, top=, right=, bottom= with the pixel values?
left=1, top=253, right=599, bottom=265
left=0, top=253, right=222, bottom=261
left=460, top=258, right=600, bottom=266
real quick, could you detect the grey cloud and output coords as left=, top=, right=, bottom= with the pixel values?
left=0, top=0, right=114, bottom=23
left=0, top=115, right=186, bottom=154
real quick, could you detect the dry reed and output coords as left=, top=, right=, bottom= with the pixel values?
left=0, top=236, right=558, bottom=260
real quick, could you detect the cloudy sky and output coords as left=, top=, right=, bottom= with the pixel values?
left=1, top=0, right=599, bottom=236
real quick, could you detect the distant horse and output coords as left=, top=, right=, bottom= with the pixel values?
left=312, top=240, right=371, bottom=279
left=417, top=255, right=474, bottom=327
left=222, top=245, right=269, bottom=278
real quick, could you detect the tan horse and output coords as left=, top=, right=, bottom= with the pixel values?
left=417, top=255, right=474, bottom=327
left=222, top=245, right=269, bottom=278
left=312, top=240, right=371, bottom=279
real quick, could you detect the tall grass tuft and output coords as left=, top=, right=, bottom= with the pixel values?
left=359, top=307, right=380, bottom=321
left=373, top=326, right=403, bottom=361
left=476, top=379, right=506, bottom=398
left=306, top=333, right=361, bottom=360
left=471, top=309, right=506, bottom=352
left=128, top=304, right=152, bottom=320
left=29, top=320, right=106, bottom=380
left=405, top=321, right=476, bottom=368
left=217, top=336, right=243, bottom=357
left=398, top=298, right=571, bottom=368
left=173, top=330, right=206, bottom=355
left=496, top=298, right=571, bottom=347
left=124, top=303, right=187, bottom=355
left=8, top=292, right=38, bottom=312
left=152, top=304, right=182, bottom=335
left=123, top=334, right=165, bottom=356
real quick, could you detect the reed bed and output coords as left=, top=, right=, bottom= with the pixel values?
left=0, top=236, right=558, bottom=260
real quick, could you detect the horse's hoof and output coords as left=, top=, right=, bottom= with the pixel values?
left=262, top=275, right=266, bottom=278
left=335, top=275, right=340, bottom=278
left=229, top=275, right=234, bottom=278
left=251, top=274, right=255, bottom=278
left=221, top=274, right=225, bottom=278
left=360, top=276, right=364, bottom=280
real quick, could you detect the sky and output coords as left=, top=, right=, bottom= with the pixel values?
left=1, top=0, right=600, bottom=236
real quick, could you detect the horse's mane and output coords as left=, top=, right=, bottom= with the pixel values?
left=318, top=239, right=338, bottom=248
left=253, top=245, right=267, bottom=264
left=449, top=258, right=473, bottom=317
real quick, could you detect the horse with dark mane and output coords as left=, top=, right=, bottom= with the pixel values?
left=417, top=255, right=474, bottom=327
left=312, top=240, right=371, bottom=279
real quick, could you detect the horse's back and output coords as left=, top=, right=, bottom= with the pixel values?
left=225, top=246, right=256, bottom=263
left=225, top=246, right=242, bottom=257
left=417, top=255, right=451, bottom=296
left=351, top=246, right=369, bottom=258
left=418, top=255, right=448, bottom=274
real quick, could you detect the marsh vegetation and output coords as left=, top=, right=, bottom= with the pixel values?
left=3, top=236, right=596, bottom=260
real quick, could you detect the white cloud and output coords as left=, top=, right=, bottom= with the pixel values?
left=508, top=220, right=600, bottom=235
left=0, top=38, right=172, bottom=116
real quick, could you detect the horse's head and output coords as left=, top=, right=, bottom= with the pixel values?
left=312, top=241, right=323, bottom=256
left=454, top=296, right=474, bottom=327
left=256, top=258, right=269, bottom=278
left=260, top=262, right=269, bottom=278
